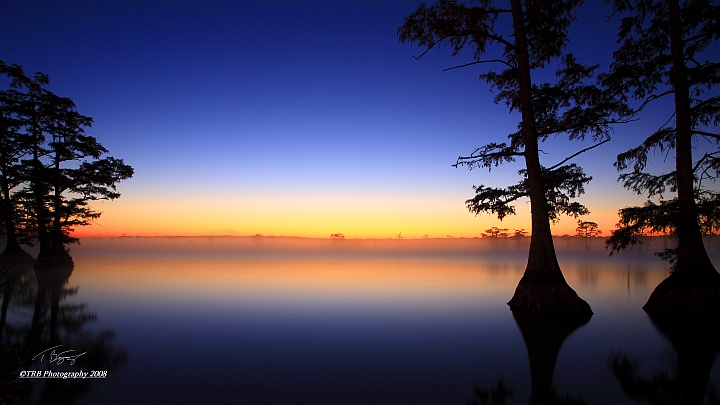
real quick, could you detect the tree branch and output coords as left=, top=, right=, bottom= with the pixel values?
left=635, top=90, right=674, bottom=113
left=548, top=139, right=610, bottom=171
left=443, top=59, right=514, bottom=71
left=693, top=150, right=720, bottom=173
left=691, top=95, right=720, bottom=114
left=683, top=31, right=714, bottom=45
left=455, top=149, right=523, bottom=162
left=412, top=37, right=446, bottom=60
left=693, top=130, right=720, bottom=141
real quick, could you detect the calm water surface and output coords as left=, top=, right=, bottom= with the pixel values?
left=3, top=236, right=720, bottom=404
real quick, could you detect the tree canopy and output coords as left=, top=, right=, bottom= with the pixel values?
left=0, top=61, right=133, bottom=266
left=575, top=220, right=601, bottom=238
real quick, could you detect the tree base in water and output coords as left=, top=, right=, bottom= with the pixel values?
left=0, top=244, right=34, bottom=264
left=643, top=270, right=720, bottom=316
left=508, top=274, right=592, bottom=314
left=34, top=249, right=74, bottom=269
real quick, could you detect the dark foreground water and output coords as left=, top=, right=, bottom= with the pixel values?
left=2, top=236, right=720, bottom=404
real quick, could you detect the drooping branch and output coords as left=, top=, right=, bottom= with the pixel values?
left=615, top=127, right=676, bottom=172
left=619, top=170, right=677, bottom=197
left=465, top=163, right=592, bottom=223
left=693, top=150, right=720, bottom=174
left=540, top=164, right=592, bottom=221
left=454, top=142, right=524, bottom=169
left=466, top=183, right=525, bottom=220
left=606, top=199, right=678, bottom=255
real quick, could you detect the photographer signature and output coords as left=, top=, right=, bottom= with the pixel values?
left=32, top=345, right=86, bottom=366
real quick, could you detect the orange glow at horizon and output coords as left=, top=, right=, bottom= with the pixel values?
left=71, top=190, right=632, bottom=239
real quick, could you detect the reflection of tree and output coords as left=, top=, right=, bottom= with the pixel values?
left=1, top=254, right=35, bottom=403
left=468, top=313, right=591, bottom=404
left=1, top=260, right=126, bottom=405
left=0, top=254, right=34, bottom=340
left=611, top=313, right=720, bottom=405
left=560, top=235, right=572, bottom=251
left=467, top=380, right=513, bottom=405
left=513, top=312, right=592, bottom=404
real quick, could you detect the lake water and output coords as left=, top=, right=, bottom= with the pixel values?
left=2, top=236, right=720, bottom=404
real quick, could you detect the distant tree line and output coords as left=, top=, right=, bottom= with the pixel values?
left=0, top=61, right=133, bottom=267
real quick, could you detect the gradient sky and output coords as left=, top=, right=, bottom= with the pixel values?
left=0, top=1, right=683, bottom=238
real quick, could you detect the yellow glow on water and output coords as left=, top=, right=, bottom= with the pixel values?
left=74, top=257, right=525, bottom=305
left=68, top=237, right=671, bottom=310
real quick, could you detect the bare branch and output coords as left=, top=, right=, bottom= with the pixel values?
left=635, top=90, right=674, bottom=113
left=693, top=130, right=720, bottom=141
left=443, top=59, right=514, bottom=71
left=412, top=37, right=445, bottom=60
left=548, top=139, right=610, bottom=171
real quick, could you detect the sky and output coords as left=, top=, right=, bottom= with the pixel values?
left=0, top=0, right=687, bottom=239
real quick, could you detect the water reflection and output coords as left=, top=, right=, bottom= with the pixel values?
left=1, top=255, right=126, bottom=405
left=466, top=312, right=591, bottom=404
left=514, top=312, right=592, bottom=404
left=2, top=236, right=714, bottom=403
left=467, top=379, right=514, bottom=404
left=611, top=313, right=720, bottom=404
left=0, top=254, right=34, bottom=340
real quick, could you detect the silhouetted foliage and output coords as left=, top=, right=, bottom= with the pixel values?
left=0, top=63, right=36, bottom=256
left=576, top=220, right=601, bottom=249
left=483, top=226, right=506, bottom=238
left=575, top=220, right=601, bottom=238
left=399, top=0, right=626, bottom=313
left=513, top=229, right=528, bottom=238
left=602, top=0, right=720, bottom=314
left=0, top=61, right=133, bottom=265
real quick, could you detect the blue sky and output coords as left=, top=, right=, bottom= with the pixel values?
left=1, top=0, right=672, bottom=238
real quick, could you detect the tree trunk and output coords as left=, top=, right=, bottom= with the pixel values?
left=506, top=0, right=591, bottom=314
left=643, top=0, right=720, bottom=315
left=0, top=182, right=31, bottom=261
left=33, top=147, right=73, bottom=269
